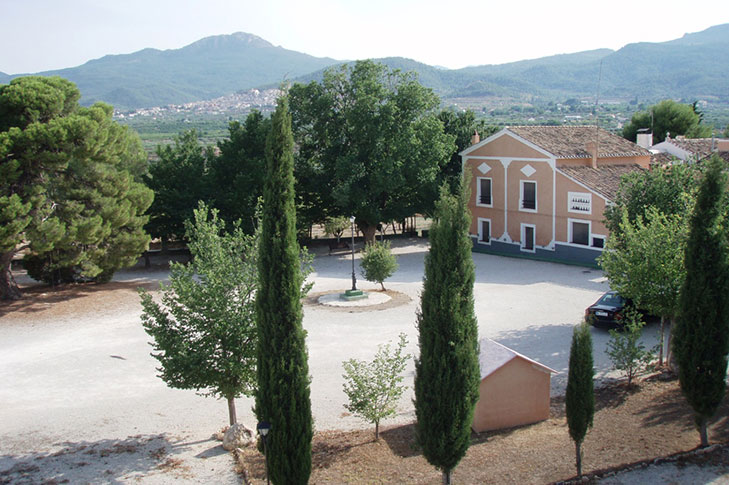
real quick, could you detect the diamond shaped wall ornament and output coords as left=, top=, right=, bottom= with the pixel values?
left=477, top=162, right=491, bottom=174
left=521, top=164, right=536, bottom=177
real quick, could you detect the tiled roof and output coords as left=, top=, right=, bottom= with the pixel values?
left=507, top=126, right=651, bottom=159
left=478, top=338, right=556, bottom=379
left=558, top=164, right=645, bottom=201
left=650, top=151, right=675, bottom=166
left=663, top=137, right=729, bottom=160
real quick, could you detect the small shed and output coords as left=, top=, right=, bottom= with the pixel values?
left=472, top=338, right=557, bottom=433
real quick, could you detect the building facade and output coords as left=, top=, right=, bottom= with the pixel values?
left=461, top=126, right=651, bottom=266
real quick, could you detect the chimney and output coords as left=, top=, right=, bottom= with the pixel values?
left=636, top=128, right=653, bottom=149
left=470, top=130, right=480, bottom=146
left=586, top=141, right=598, bottom=168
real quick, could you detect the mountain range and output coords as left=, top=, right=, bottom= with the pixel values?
left=2, top=24, right=728, bottom=111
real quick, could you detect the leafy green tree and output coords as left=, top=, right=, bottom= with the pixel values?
left=144, top=130, right=213, bottom=243
left=414, top=182, right=480, bottom=485
left=599, top=207, right=688, bottom=365
left=622, top=99, right=712, bottom=144
left=324, top=216, right=349, bottom=244
left=674, top=154, right=729, bottom=447
left=604, top=162, right=697, bottom=240
left=437, top=108, right=497, bottom=192
left=140, top=202, right=258, bottom=425
left=255, top=93, right=313, bottom=484
left=0, top=76, right=152, bottom=298
left=360, top=240, right=399, bottom=291
left=605, top=309, right=654, bottom=387
left=289, top=60, right=456, bottom=243
left=342, top=333, right=410, bottom=440
left=566, top=321, right=595, bottom=478
left=209, top=111, right=270, bottom=234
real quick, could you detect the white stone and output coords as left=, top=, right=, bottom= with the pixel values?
left=318, top=291, right=391, bottom=307
left=223, top=423, right=255, bottom=450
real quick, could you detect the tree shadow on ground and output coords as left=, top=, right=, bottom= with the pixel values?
left=380, top=423, right=421, bottom=458
left=635, top=380, right=729, bottom=440
left=0, top=434, right=188, bottom=484
left=0, top=280, right=158, bottom=318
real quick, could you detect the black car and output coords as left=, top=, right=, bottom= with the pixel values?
left=585, top=291, right=635, bottom=329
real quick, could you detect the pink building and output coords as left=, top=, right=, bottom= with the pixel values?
left=461, top=126, right=651, bottom=266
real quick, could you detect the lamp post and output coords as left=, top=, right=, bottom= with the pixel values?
left=350, top=216, right=357, bottom=291
left=257, top=421, right=272, bottom=485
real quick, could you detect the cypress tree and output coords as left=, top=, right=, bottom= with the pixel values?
left=414, top=182, right=480, bottom=485
left=255, top=94, right=312, bottom=483
left=566, top=321, right=595, bottom=477
left=674, top=154, right=729, bottom=447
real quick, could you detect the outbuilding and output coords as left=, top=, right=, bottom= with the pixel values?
left=472, top=338, right=557, bottom=433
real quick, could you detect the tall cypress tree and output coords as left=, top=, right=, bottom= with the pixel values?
left=674, top=154, right=729, bottom=447
left=566, top=321, right=595, bottom=477
left=414, top=182, right=480, bottom=485
left=255, top=94, right=312, bottom=483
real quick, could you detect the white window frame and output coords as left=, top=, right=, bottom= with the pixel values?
left=477, top=218, right=491, bottom=244
left=520, top=223, right=536, bottom=253
left=591, top=234, right=606, bottom=249
left=476, top=177, right=493, bottom=207
left=567, top=192, right=592, bottom=215
left=519, top=180, right=537, bottom=213
left=568, top=218, right=591, bottom=246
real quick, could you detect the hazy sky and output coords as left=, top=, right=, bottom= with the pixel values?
left=2, top=0, right=728, bottom=74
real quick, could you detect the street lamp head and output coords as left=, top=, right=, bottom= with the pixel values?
left=350, top=215, right=355, bottom=223
left=257, top=421, right=272, bottom=437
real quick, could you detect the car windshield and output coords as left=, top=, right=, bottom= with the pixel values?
left=597, top=293, right=625, bottom=307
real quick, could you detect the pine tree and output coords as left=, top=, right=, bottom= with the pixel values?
left=566, top=321, right=595, bottom=477
left=674, top=154, right=729, bottom=447
left=254, top=93, right=312, bottom=484
left=414, top=182, right=480, bottom=485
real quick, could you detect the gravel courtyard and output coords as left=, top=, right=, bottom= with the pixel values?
left=0, top=239, right=664, bottom=483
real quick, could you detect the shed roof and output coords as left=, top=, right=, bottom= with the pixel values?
left=507, top=126, right=650, bottom=159
left=557, top=164, right=645, bottom=200
left=479, top=338, right=556, bottom=379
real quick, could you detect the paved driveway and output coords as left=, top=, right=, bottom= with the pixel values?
left=0, top=239, right=661, bottom=482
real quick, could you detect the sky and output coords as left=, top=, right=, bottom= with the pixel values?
left=2, top=0, right=728, bottom=75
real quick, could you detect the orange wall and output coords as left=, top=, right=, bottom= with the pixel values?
left=472, top=358, right=551, bottom=432
left=506, top=160, right=553, bottom=246
left=555, top=172, right=608, bottom=243
left=467, top=159, right=505, bottom=238
left=467, top=133, right=547, bottom=159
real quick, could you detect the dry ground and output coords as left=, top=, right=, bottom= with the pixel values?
left=236, top=375, right=729, bottom=484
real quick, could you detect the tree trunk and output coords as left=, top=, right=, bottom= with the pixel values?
left=375, top=421, right=379, bottom=441
left=575, top=440, right=582, bottom=477
left=360, top=223, right=377, bottom=245
left=227, top=396, right=237, bottom=425
left=698, top=416, right=709, bottom=447
left=666, top=318, right=677, bottom=372
left=0, top=251, right=22, bottom=301
left=442, top=469, right=452, bottom=485
left=658, top=316, right=665, bottom=367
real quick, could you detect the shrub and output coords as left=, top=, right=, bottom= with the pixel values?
left=360, top=240, right=398, bottom=290
left=342, top=333, right=410, bottom=440
left=605, top=308, right=654, bottom=387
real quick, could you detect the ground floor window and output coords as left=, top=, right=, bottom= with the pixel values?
left=478, top=218, right=491, bottom=244
left=521, top=224, right=535, bottom=252
left=570, top=220, right=590, bottom=246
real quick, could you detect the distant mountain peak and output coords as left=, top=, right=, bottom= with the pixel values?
left=668, top=23, right=729, bottom=45
left=187, top=32, right=274, bottom=50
